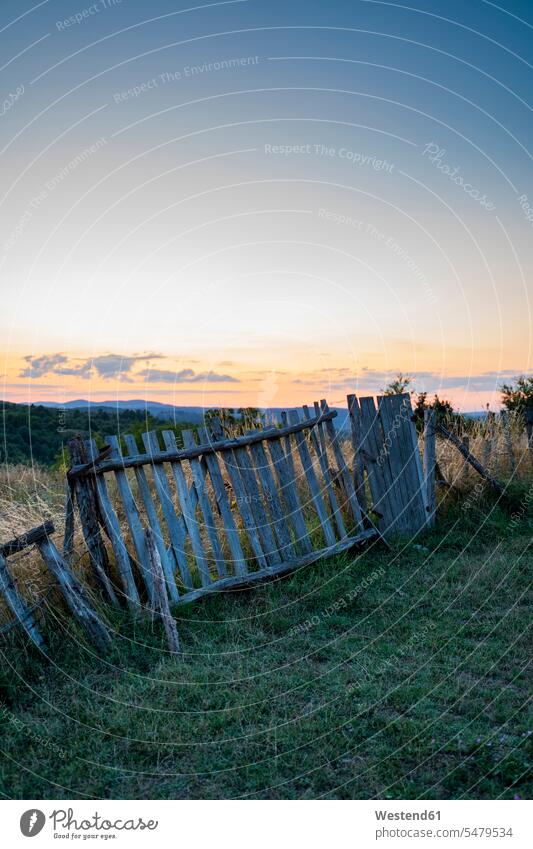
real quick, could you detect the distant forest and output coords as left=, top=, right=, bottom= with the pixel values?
left=0, top=402, right=194, bottom=467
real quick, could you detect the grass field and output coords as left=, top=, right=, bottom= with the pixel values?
left=0, top=484, right=531, bottom=800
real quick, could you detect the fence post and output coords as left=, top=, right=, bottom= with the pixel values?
left=68, top=437, right=117, bottom=605
left=145, top=528, right=180, bottom=654
left=423, top=408, right=437, bottom=527
left=36, top=535, right=111, bottom=652
left=0, top=553, right=46, bottom=650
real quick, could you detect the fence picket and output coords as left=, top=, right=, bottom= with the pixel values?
left=123, top=434, right=179, bottom=602
left=303, top=404, right=346, bottom=539
left=159, top=431, right=211, bottom=588
left=197, top=426, right=247, bottom=577
left=141, top=431, right=193, bottom=590
left=288, top=410, right=336, bottom=546
left=86, top=440, right=140, bottom=608
left=319, top=400, right=363, bottom=531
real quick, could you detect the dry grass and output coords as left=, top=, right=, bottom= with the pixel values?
left=432, top=413, right=530, bottom=489
left=0, top=465, right=66, bottom=620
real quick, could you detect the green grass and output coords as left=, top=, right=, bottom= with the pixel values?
left=0, top=492, right=531, bottom=799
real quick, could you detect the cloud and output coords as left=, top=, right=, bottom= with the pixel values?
left=138, top=368, right=239, bottom=384
left=19, top=354, right=68, bottom=378
left=19, top=351, right=164, bottom=381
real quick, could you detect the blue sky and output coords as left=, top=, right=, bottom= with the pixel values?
left=1, top=0, right=531, bottom=409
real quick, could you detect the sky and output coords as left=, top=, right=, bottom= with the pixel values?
left=0, top=0, right=531, bottom=411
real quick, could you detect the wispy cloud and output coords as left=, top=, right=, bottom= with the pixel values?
left=138, top=368, right=239, bottom=384
left=20, top=354, right=68, bottom=378
left=19, top=352, right=164, bottom=381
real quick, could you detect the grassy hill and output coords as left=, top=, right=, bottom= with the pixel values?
left=0, top=494, right=531, bottom=800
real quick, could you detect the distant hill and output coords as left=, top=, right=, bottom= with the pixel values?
left=36, top=399, right=352, bottom=429
left=0, top=402, right=198, bottom=467
left=1, top=400, right=354, bottom=467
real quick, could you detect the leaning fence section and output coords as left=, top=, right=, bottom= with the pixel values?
left=67, top=402, right=377, bottom=609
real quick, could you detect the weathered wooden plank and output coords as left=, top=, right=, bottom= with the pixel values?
left=232, top=445, right=281, bottom=567
left=145, top=528, right=180, bottom=653
left=423, top=408, right=437, bottom=528
left=220, top=449, right=269, bottom=569
left=162, top=430, right=217, bottom=585
left=141, top=431, right=193, bottom=590
left=0, top=553, right=46, bottom=650
left=123, top=434, right=179, bottom=602
left=176, top=528, right=379, bottom=606
left=106, top=435, right=155, bottom=603
left=303, top=404, right=346, bottom=539
left=197, top=426, right=247, bottom=577
left=208, top=419, right=268, bottom=571
left=320, top=400, right=364, bottom=531
left=267, top=436, right=313, bottom=554
left=358, top=396, right=397, bottom=533
left=181, top=430, right=228, bottom=579
left=346, top=394, right=368, bottom=513
left=390, top=394, right=429, bottom=529
left=68, top=437, right=117, bottom=604
left=248, top=438, right=296, bottom=559
left=86, top=440, right=140, bottom=609
left=159, top=431, right=211, bottom=588
left=288, top=410, right=336, bottom=546
left=0, top=520, right=55, bottom=558
left=37, top=537, right=111, bottom=651
left=68, top=411, right=338, bottom=479
left=280, top=410, right=297, bottom=480
left=399, top=394, right=428, bottom=519
left=375, top=396, right=411, bottom=533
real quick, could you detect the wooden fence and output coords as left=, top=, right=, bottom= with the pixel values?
left=64, top=394, right=433, bottom=612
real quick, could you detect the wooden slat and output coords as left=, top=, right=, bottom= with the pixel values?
left=0, top=554, right=46, bottom=650
left=208, top=419, right=268, bottom=570
left=280, top=410, right=296, bottom=479
left=105, top=435, right=155, bottom=603
left=123, top=434, right=179, bottom=602
left=176, top=528, right=379, bottom=606
left=287, top=410, right=337, bottom=546
left=159, top=431, right=211, bottom=588
left=141, top=431, right=193, bottom=590
left=0, top=520, right=55, bottom=557
left=267, top=436, right=313, bottom=554
left=232, top=445, right=282, bottom=567
left=181, top=429, right=228, bottom=579
left=319, top=400, right=364, bottom=531
left=391, top=394, right=428, bottom=528
left=145, top=528, right=180, bottom=653
left=68, top=437, right=116, bottom=604
left=198, top=426, right=247, bottom=577
left=375, top=397, right=411, bottom=533
left=248, top=438, right=296, bottom=560
left=303, top=404, right=346, bottom=539
left=86, top=440, right=140, bottom=609
left=358, top=396, right=398, bottom=533
left=346, top=394, right=368, bottom=513
left=37, top=537, right=111, bottom=651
